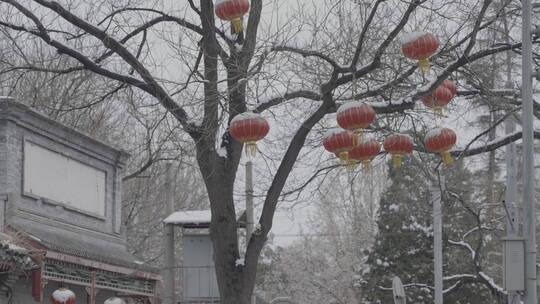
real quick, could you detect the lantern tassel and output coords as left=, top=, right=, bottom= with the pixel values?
left=353, top=129, right=364, bottom=145
left=434, top=107, right=444, bottom=118
left=345, top=159, right=358, bottom=172
left=231, top=18, right=244, bottom=33
left=392, top=154, right=402, bottom=167
left=418, top=59, right=431, bottom=74
left=362, top=159, right=372, bottom=172
left=338, top=151, right=350, bottom=166
left=441, top=151, right=453, bottom=164
left=245, top=142, right=257, bottom=159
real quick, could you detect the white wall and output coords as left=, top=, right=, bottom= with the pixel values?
left=23, top=141, right=106, bottom=216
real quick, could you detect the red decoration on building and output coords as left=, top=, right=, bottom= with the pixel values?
left=229, top=112, right=270, bottom=158
left=336, top=102, right=376, bottom=141
left=383, top=134, right=414, bottom=167
left=51, top=288, right=76, bottom=304
left=424, top=127, right=457, bottom=164
left=215, top=0, right=250, bottom=33
left=422, top=80, right=456, bottom=115
left=349, top=139, right=381, bottom=171
left=401, top=32, right=439, bottom=73
left=323, top=129, right=356, bottom=164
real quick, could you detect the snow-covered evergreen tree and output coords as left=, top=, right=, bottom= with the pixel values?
left=360, top=156, right=498, bottom=303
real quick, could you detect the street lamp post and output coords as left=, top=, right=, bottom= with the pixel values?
left=521, top=1, right=537, bottom=303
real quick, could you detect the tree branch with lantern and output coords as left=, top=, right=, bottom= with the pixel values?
left=0, top=0, right=536, bottom=302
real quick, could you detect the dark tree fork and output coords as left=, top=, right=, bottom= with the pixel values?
left=0, top=0, right=534, bottom=303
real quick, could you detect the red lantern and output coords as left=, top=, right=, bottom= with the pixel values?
left=51, top=288, right=75, bottom=304
left=349, top=139, right=381, bottom=171
left=215, top=0, right=250, bottom=34
left=323, top=129, right=356, bottom=164
left=336, top=102, right=376, bottom=141
left=422, top=80, right=457, bottom=116
left=442, top=79, right=457, bottom=95
left=401, top=32, right=439, bottom=73
left=229, top=112, right=269, bottom=157
left=424, top=127, right=457, bottom=164
left=383, top=134, right=413, bottom=167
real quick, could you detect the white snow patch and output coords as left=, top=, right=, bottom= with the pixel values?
left=425, top=128, right=444, bottom=140
left=104, top=297, right=126, bottom=304
left=230, top=111, right=262, bottom=124
left=52, top=288, right=75, bottom=303
left=235, top=258, right=245, bottom=267
left=400, top=31, right=429, bottom=44
left=337, top=101, right=369, bottom=114
left=388, top=204, right=399, bottom=211
left=324, top=128, right=345, bottom=138
left=164, top=210, right=211, bottom=224
left=217, top=146, right=228, bottom=158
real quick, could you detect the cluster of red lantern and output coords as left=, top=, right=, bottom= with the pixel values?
left=215, top=0, right=250, bottom=34
left=322, top=101, right=421, bottom=169
left=229, top=111, right=270, bottom=158
left=322, top=102, right=379, bottom=170
left=402, top=31, right=439, bottom=73
left=51, top=288, right=76, bottom=304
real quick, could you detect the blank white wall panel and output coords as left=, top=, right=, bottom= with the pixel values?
left=23, top=141, right=106, bottom=216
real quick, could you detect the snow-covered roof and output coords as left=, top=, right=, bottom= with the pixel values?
left=164, top=210, right=247, bottom=228
left=164, top=210, right=211, bottom=225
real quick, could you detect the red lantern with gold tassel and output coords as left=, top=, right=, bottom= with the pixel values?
left=323, top=129, right=356, bottom=165
left=349, top=139, right=381, bottom=171
left=401, top=32, right=439, bottom=73
left=229, top=112, right=269, bottom=158
left=336, top=102, right=376, bottom=142
left=424, top=127, right=457, bottom=164
left=215, top=0, right=250, bottom=34
left=422, top=79, right=456, bottom=115
left=51, top=288, right=75, bottom=304
left=383, top=134, right=413, bottom=167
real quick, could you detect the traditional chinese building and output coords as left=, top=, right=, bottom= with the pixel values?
left=0, top=97, right=161, bottom=303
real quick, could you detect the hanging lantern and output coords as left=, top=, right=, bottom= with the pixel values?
left=229, top=112, right=269, bottom=158
left=424, top=127, right=457, bottom=164
left=51, top=288, right=75, bottom=304
left=383, top=134, right=413, bottom=167
left=349, top=139, right=381, bottom=171
left=323, top=129, right=356, bottom=165
left=215, top=0, right=250, bottom=34
left=422, top=80, right=456, bottom=115
left=442, top=79, right=457, bottom=95
left=401, top=32, right=439, bottom=73
left=336, top=102, right=376, bottom=142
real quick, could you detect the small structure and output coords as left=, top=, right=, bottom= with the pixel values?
left=0, top=98, right=161, bottom=303
left=163, top=210, right=247, bottom=304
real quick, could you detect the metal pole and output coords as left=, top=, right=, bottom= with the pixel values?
left=505, top=85, right=521, bottom=304
left=522, top=1, right=537, bottom=302
left=246, top=160, right=256, bottom=304
left=164, top=224, right=176, bottom=304
left=431, top=177, right=443, bottom=304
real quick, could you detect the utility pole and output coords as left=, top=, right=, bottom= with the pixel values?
left=521, top=1, right=537, bottom=303
left=245, top=160, right=256, bottom=304
left=430, top=176, right=444, bottom=304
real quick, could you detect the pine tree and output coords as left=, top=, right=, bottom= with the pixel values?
left=360, top=157, right=497, bottom=303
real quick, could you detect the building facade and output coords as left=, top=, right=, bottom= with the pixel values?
left=0, top=97, right=161, bottom=303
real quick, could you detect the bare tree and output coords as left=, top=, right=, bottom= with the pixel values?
left=0, top=0, right=536, bottom=302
